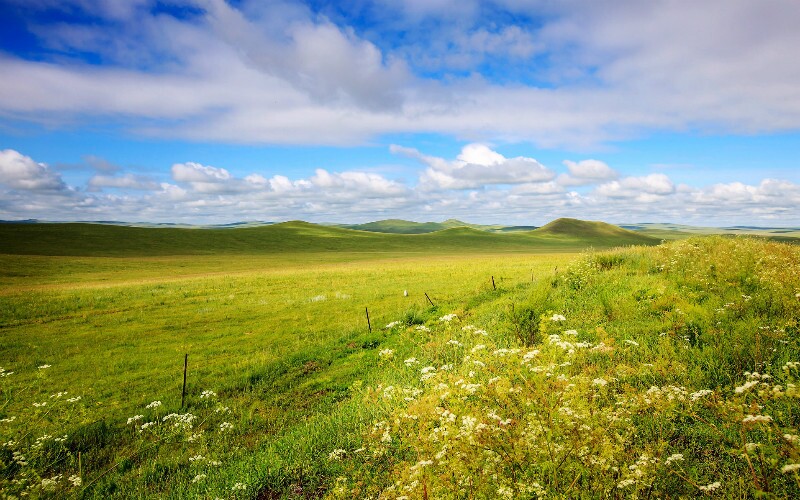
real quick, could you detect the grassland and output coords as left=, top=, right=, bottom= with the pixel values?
left=1, top=221, right=799, bottom=498
left=0, top=218, right=658, bottom=257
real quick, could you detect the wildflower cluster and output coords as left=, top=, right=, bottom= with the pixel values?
left=0, top=364, right=86, bottom=498
left=328, top=238, right=800, bottom=499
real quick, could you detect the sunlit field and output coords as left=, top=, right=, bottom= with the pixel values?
left=0, top=248, right=574, bottom=498
left=2, top=230, right=799, bottom=498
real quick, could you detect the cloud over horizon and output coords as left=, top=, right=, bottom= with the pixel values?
left=1, top=146, right=798, bottom=226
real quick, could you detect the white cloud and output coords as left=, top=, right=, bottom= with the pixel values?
left=172, top=162, right=232, bottom=183
left=1, top=148, right=800, bottom=227
left=308, top=169, right=408, bottom=197
left=203, top=0, right=410, bottom=111
left=595, top=174, right=675, bottom=200
left=88, top=173, right=158, bottom=191
left=394, top=143, right=555, bottom=190
left=0, top=1, right=798, bottom=147
left=558, top=159, right=619, bottom=186
left=0, top=149, right=65, bottom=191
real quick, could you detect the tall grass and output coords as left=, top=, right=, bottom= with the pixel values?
left=2, top=236, right=799, bottom=497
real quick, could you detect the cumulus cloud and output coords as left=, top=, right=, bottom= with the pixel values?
left=558, top=159, right=619, bottom=186
left=393, top=143, right=555, bottom=190
left=594, top=174, right=675, bottom=200
left=0, top=149, right=66, bottom=191
left=308, top=169, right=408, bottom=197
left=172, top=162, right=232, bottom=183
left=203, top=0, right=410, bottom=111
left=1, top=150, right=799, bottom=227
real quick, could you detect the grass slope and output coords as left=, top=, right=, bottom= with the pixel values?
left=1, top=236, right=799, bottom=498
left=533, top=217, right=658, bottom=246
left=0, top=219, right=659, bottom=257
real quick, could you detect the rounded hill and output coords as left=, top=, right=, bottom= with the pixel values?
left=533, top=218, right=659, bottom=245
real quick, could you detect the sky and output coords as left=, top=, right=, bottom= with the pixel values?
left=0, top=0, right=799, bottom=226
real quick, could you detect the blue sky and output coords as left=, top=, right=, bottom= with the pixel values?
left=0, top=0, right=799, bottom=225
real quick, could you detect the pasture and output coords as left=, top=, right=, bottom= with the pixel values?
left=2, top=222, right=799, bottom=498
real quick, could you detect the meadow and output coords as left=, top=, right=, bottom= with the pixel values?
left=1, top=221, right=799, bottom=498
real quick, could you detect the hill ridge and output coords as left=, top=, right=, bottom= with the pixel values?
left=0, top=218, right=658, bottom=257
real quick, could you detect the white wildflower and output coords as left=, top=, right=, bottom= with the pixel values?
left=665, top=453, right=684, bottom=465
left=328, top=449, right=346, bottom=460
left=192, top=474, right=207, bottom=483
left=404, top=357, right=418, bottom=366
left=439, top=314, right=458, bottom=322
left=735, top=380, right=759, bottom=393
left=200, top=390, right=217, bottom=399
left=742, top=414, right=772, bottom=424
left=623, top=339, right=639, bottom=346
left=145, top=400, right=162, bottom=409
left=592, top=378, right=608, bottom=387
left=378, top=349, right=394, bottom=359
left=522, top=350, right=540, bottom=363
left=690, top=389, right=713, bottom=401
left=68, top=474, right=82, bottom=487
left=698, top=481, right=721, bottom=492
left=232, top=482, right=247, bottom=491
left=219, top=421, right=234, bottom=432
left=38, top=364, right=51, bottom=370
left=781, top=463, right=800, bottom=473
left=550, top=314, right=566, bottom=321
left=385, top=321, right=402, bottom=329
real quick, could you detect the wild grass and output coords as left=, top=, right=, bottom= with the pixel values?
left=0, top=250, right=572, bottom=498
left=1, top=235, right=799, bottom=498
left=329, top=237, right=800, bottom=498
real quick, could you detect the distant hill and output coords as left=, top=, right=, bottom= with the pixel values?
left=337, top=218, right=534, bottom=234
left=534, top=218, right=659, bottom=245
left=0, top=218, right=658, bottom=257
left=620, top=223, right=800, bottom=241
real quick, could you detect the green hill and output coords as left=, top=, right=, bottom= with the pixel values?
left=338, top=219, right=450, bottom=234
left=337, top=219, right=533, bottom=234
left=533, top=218, right=658, bottom=245
left=0, top=219, right=660, bottom=257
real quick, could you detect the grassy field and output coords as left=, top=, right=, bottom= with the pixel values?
left=1, top=222, right=799, bottom=498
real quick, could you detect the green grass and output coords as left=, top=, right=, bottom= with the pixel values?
left=2, top=222, right=798, bottom=498
left=0, top=240, right=577, bottom=498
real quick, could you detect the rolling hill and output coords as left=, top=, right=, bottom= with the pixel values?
left=0, top=219, right=659, bottom=257
left=533, top=217, right=658, bottom=245
left=336, top=218, right=531, bottom=234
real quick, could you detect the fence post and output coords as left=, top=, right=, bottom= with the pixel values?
left=181, top=354, right=188, bottom=408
